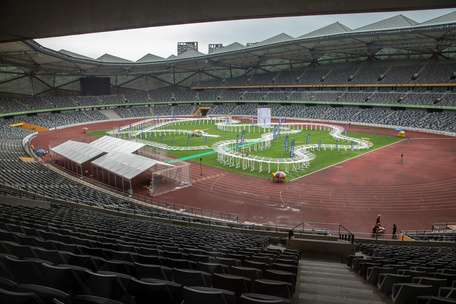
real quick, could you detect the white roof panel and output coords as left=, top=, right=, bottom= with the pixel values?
left=91, top=152, right=172, bottom=180
left=90, top=136, right=144, bottom=154
left=51, top=140, right=105, bottom=165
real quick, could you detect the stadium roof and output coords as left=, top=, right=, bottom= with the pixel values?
left=1, top=0, right=454, bottom=44
left=1, top=11, right=456, bottom=96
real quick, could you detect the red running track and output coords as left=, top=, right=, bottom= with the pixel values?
left=31, top=120, right=456, bottom=235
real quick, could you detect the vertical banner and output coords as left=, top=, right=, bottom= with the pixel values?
left=257, top=108, right=271, bottom=127
left=336, top=140, right=338, bottom=150
left=141, top=132, right=143, bottom=139
left=187, top=137, right=190, bottom=146
left=273, top=127, right=277, bottom=140
left=277, top=126, right=280, bottom=137
left=240, top=130, right=246, bottom=146
left=285, top=135, right=289, bottom=152
left=235, top=134, right=239, bottom=152
left=279, top=116, right=282, bottom=126
left=160, top=135, right=163, bottom=143
left=351, top=141, right=354, bottom=150
left=150, top=133, right=153, bottom=141
left=172, top=137, right=175, bottom=145
left=290, top=140, right=296, bottom=157
left=129, top=124, right=132, bottom=131
left=346, top=123, right=350, bottom=136
left=251, top=116, right=254, bottom=126
left=210, top=117, right=213, bottom=124
left=205, top=136, right=207, bottom=145
left=157, top=113, right=160, bottom=121
left=306, top=134, right=310, bottom=145
left=318, top=140, right=321, bottom=151
left=173, top=112, right=176, bottom=121
left=118, top=125, right=121, bottom=131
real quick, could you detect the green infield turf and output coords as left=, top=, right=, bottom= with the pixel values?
left=88, top=121, right=402, bottom=181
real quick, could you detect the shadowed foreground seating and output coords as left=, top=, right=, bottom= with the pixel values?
left=182, top=286, right=235, bottom=304
left=391, top=283, right=433, bottom=304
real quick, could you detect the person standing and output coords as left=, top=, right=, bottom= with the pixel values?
left=392, top=224, right=397, bottom=239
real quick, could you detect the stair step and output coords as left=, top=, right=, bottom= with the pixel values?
left=298, top=293, right=388, bottom=304
left=296, top=258, right=391, bottom=304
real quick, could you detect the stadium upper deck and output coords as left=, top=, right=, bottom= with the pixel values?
left=1, top=12, right=456, bottom=97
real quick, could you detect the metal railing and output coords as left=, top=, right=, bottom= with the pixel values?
left=290, top=221, right=355, bottom=244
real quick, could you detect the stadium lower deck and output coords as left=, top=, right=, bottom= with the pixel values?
left=30, top=118, right=456, bottom=237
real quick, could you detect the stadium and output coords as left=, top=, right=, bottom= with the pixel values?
left=1, top=2, right=456, bottom=304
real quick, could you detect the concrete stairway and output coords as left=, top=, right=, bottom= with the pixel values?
left=100, top=109, right=122, bottom=119
left=295, top=259, right=392, bottom=304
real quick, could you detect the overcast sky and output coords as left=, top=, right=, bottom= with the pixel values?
left=36, top=8, right=455, bottom=61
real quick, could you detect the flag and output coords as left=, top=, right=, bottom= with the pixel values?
left=318, top=140, right=321, bottom=151
left=160, top=135, right=163, bottom=142
left=240, top=130, right=246, bottom=146
left=336, top=140, right=338, bottom=150
left=285, top=135, right=289, bottom=152
left=306, top=134, right=310, bottom=145
left=290, top=140, right=295, bottom=157
left=235, top=134, right=239, bottom=152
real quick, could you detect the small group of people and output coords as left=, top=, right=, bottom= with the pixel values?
left=372, top=214, right=397, bottom=239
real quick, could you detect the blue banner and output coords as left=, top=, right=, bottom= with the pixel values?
left=306, top=133, right=310, bottom=145
left=118, top=125, right=121, bottom=131
left=205, top=136, right=207, bottom=145
left=235, top=134, right=239, bottom=152
left=187, top=137, right=190, bottom=145
left=129, top=124, right=132, bottom=131
left=150, top=133, right=153, bottom=141
left=336, top=140, right=338, bottom=150
left=210, top=117, right=213, bottom=124
left=351, top=141, right=354, bottom=150
left=277, top=126, right=280, bottom=137
left=318, top=140, right=321, bottom=151
left=251, top=116, right=254, bottom=126
left=160, top=135, right=163, bottom=143
left=157, top=113, right=160, bottom=120
left=285, top=135, right=289, bottom=152
left=172, top=137, right=175, bottom=145
left=279, top=116, right=282, bottom=126
left=273, top=127, right=277, bottom=140
left=290, top=140, right=295, bottom=157
left=241, top=130, right=246, bottom=146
